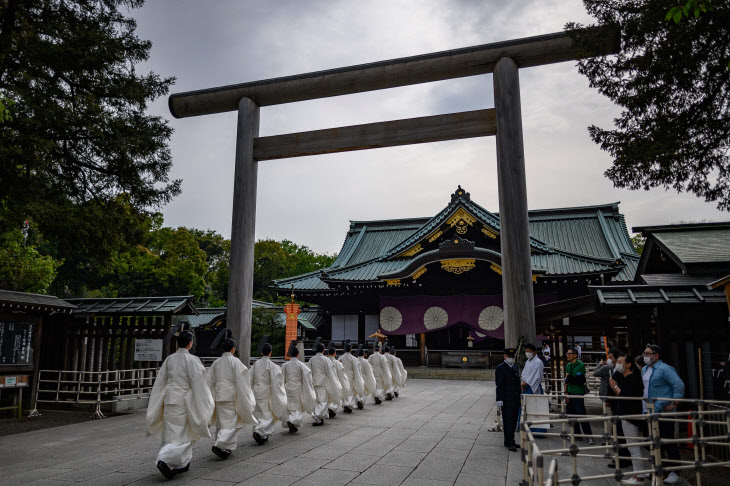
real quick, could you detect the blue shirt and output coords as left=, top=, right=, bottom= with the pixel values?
left=641, top=359, right=684, bottom=413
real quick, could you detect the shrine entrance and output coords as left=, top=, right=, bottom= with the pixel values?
left=168, top=29, right=618, bottom=364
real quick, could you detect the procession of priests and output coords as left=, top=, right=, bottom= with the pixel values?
left=146, top=333, right=408, bottom=479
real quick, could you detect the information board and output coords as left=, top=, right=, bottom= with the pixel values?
left=0, top=321, right=34, bottom=365
left=134, top=339, right=163, bottom=361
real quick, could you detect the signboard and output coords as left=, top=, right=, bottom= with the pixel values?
left=134, top=339, right=163, bottom=361
left=0, top=375, right=29, bottom=387
left=0, top=321, right=34, bottom=365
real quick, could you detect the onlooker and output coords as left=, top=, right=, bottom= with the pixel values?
left=599, top=348, right=631, bottom=470
left=564, top=348, right=594, bottom=444
left=521, top=343, right=544, bottom=395
left=594, top=347, right=621, bottom=402
left=634, top=355, right=645, bottom=372
left=642, top=344, right=685, bottom=485
left=609, top=354, right=646, bottom=485
left=575, top=343, right=582, bottom=359
left=542, top=342, right=551, bottom=362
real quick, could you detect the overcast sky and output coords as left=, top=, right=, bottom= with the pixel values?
left=132, top=0, right=727, bottom=255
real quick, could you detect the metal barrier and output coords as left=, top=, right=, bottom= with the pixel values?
left=30, top=368, right=158, bottom=419
left=520, top=394, right=730, bottom=486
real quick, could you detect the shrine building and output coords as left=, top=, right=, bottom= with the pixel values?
left=272, top=187, right=639, bottom=364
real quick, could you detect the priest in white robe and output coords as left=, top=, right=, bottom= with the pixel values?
left=392, top=347, right=408, bottom=394
left=368, top=342, right=393, bottom=401
left=249, top=337, right=288, bottom=445
left=327, top=342, right=351, bottom=414
left=340, top=341, right=365, bottom=410
left=281, top=340, right=316, bottom=433
left=308, top=338, right=341, bottom=425
left=359, top=347, right=378, bottom=405
left=147, top=330, right=214, bottom=480
left=385, top=346, right=403, bottom=398
left=206, top=338, right=257, bottom=459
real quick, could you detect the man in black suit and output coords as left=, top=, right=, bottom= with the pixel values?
left=496, top=347, right=521, bottom=451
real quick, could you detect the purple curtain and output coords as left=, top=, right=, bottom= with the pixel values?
left=379, top=293, right=557, bottom=342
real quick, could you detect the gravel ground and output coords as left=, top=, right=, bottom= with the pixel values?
left=0, top=410, right=123, bottom=437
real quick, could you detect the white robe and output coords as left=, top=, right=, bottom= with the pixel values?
left=358, top=356, right=377, bottom=400
left=206, top=352, right=257, bottom=450
left=395, top=356, right=407, bottom=387
left=385, top=353, right=403, bottom=391
left=329, top=355, right=350, bottom=407
left=339, top=352, right=365, bottom=406
left=250, top=356, right=288, bottom=437
left=368, top=352, right=392, bottom=398
left=146, top=348, right=214, bottom=468
left=308, top=352, right=341, bottom=419
left=281, top=357, right=316, bottom=427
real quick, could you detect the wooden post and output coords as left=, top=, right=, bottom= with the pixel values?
left=420, top=332, right=426, bottom=366
left=493, top=57, right=536, bottom=348
left=227, top=97, right=260, bottom=366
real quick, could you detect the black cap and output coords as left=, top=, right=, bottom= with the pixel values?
left=504, top=348, right=517, bottom=357
left=257, top=335, right=270, bottom=355
left=390, top=346, right=396, bottom=354
left=287, top=339, right=298, bottom=358
left=327, top=341, right=336, bottom=355
left=210, top=328, right=231, bottom=350
left=357, top=344, right=364, bottom=356
left=344, top=339, right=351, bottom=352
left=312, top=337, right=322, bottom=353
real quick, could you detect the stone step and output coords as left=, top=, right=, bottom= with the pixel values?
left=405, top=367, right=495, bottom=381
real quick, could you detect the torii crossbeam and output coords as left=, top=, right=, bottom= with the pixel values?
left=169, top=29, right=618, bottom=365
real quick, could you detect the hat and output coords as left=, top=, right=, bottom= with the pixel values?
left=312, top=337, right=322, bottom=353
left=210, top=328, right=232, bottom=350
left=287, top=339, right=298, bottom=358
left=356, top=344, right=364, bottom=356
left=390, top=346, right=396, bottom=354
left=257, top=335, right=270, bottom=355
left=163, top=321, right=192, bottom=344
left=344, top=339, right=351, bottom=352
left=504, top=348, right=517, bottom=357
left=327, top=341, right=336, bottom=355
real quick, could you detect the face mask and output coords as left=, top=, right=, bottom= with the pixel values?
left=505, top=358, right=515, bottom=365
left=606, top=359, right=613, bottom=366
left=615, top=363, right=624, bottom=373
left=644, top=356, right=653, bottom=365
left=526, top=352, right=534, bottom=359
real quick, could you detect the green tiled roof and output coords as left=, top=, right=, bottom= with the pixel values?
left=274, top=188, right=639, bottom=291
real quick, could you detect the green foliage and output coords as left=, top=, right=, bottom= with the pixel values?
left=0, top=96, right=12, bottom=123
left=251, top=308, right=286, bottom=356
left=630, top=234, right=646, bottom=255
left=253, top=239, right=336, bottom=303
left=568, top=1, right=730, bottom=211
left=666, top=0, right=713, bottom=23
left=99, top=226, right=208, bottom=301
left=0, top=229, right=60, bottom=293
left=0, top=0, right=177, bottom=271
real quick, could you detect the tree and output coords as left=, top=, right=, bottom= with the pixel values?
left=630, top=234, right=646, bottom=255
left=0, top=0, right=178, bottom=272
left=0, top=229, right=60, bottom=293
left=568, top=1, right=730, bottom=210
left=251, top=308, right=285, bottom=356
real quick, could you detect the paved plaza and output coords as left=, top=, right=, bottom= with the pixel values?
left=0, top=379, right=626, bottom=486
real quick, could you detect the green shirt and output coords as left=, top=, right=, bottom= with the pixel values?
left=565, top=360, right=587, bottom=394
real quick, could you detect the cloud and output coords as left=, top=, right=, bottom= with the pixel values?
left=132, top=0, right=727, bottom=253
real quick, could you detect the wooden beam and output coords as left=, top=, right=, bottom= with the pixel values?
left=169, top=29, right=618, bottom=117
left=254, top=109, right=496, bottom=160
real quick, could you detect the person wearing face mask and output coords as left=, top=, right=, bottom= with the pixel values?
left=608, top=354, right=646, bottom=485
left=521, top=344, right=544, bottom=395
left=495, top=348, right=521, bottom=451
left=594, top=348, right=621, bottom=405
left=641, top=344, right=684, bottom=484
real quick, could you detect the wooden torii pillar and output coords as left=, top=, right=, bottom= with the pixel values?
left=169, top=30, right=618, bottom=361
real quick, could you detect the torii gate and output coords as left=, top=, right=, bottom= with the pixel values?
left=169, top=30, right=618, bottom=365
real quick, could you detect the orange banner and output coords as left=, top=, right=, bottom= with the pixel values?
left=284, top=302, right=300, bottom=360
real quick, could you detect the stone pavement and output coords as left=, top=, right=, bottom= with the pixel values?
left=0, top=379, right=627, bottom=486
